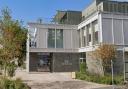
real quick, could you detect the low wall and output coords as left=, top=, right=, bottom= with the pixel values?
left=86, top=51, right=124, bottom=76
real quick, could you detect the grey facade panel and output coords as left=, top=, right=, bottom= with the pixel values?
left=29, top=52, right=79, bottom=72
left=29, top=53, right=38, bottom=72
left=72, top=30, right=79, bottom=49
left=52, top=53, right=79, bottom=72
left=37, top=28, right=47, bottom=48
left=29, top=24, right=79, bottom=52
left=102, top=18, right=113, bottom=44
left=63, top=30, right=72, bottom=49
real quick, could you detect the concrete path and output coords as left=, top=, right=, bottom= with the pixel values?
left=14, top=70, right=124, bottom=89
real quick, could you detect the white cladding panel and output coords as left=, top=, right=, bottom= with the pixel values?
left=124, top=20, right=128, bottom=45
left=102, top=18, right=113, bottom=43
left=102, top=13, right=128, bottom=46
left=113, top=19, right=123, bottom=45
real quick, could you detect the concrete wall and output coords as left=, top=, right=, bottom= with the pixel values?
left=52, top=53, right=79, bottom=72
left=86, top=51, right=124, bottom=75
left=86, top=51, right=104, bottom=75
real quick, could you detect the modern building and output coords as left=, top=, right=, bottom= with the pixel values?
left=79, top=0, right=128, bottom=75
left=26, top=11, right=81, bottom=72
left=27, top=0, right=128, bottom=74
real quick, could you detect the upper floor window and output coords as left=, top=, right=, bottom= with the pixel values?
left=48, top=29, right=55, bottom=48
left=48, top=29, right=63, bottom=48
left=56, top=29, right=63, bottom=48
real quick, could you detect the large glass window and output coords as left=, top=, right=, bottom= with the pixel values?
left=56, top=29, right=63, bottom=48
left=48, top=29, right=63, bottom=48
left=48, top=29, right=55, bottom=48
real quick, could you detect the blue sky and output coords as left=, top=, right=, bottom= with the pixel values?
left=0, top=0, right=93, bottom=24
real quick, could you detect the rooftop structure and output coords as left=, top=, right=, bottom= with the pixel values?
left=53, top=10, right=82, bottom=25
left=82, top=0, right=128, bottom=21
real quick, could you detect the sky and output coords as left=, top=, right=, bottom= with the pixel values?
left=0, top=0, right=93, bottom=24
left=0, top=0, right=128, bottom=24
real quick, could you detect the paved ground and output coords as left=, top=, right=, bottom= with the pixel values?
left=14, top=70, right=127, bottom=89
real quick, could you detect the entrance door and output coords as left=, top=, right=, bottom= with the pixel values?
left=37, top=53, right=51, bottom=72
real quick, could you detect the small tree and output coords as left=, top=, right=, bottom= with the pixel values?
left=0, top=7, right=27, bottom=77
left=94, top=43, right=116, bottom=74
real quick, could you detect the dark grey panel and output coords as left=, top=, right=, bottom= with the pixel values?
left=52, top=53, right=79, bottom=72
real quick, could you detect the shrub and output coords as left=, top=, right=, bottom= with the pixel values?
left=0, top=77, right=29, bottom=89
left=76, top=63, right=123, bottom=85
left=79, top=62, right=86, bottom=73
left=7, top=62, right=17, bottom=77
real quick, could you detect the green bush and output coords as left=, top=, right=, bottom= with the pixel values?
left=0, top=77, right=29, bottom=89
left=7, top=63, right=17, bottom=77
left=79, top=62, right=86, bottom=73
left=76, top=63, right=123, bottom=85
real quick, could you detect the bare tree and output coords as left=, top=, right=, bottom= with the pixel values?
left=93, top=43, right=116, bottom=74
